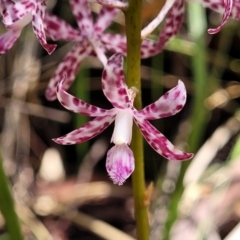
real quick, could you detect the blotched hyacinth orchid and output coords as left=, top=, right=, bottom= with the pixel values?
left=45, top=0, right=119, bottom=100
left=44, top=0, right=184, bottom=101
left=53, top=53, right=193, bottom=185
left=0, top=0, right=56, bottom=54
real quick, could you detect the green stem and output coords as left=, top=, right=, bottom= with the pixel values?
left=0, top=153, right=23, bottom=240
left=124, top=1, right=150, bottom=240
left=162, top=3, right=208, bottom=239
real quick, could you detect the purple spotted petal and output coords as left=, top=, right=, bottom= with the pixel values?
left=94, top=7, right=119, bottom=34
left=141, top=0, right=177, bottom=38
left=135, top=119, right=193, bottom=160
left=196, top=0, right=240, bottom=21
left=1, top=0, right=34, bottom=27
left=101, top=0, right=184, bottom=59
left=0, top=29, right=21, bottom=54
left=69, top=0, right=94, bottom=35
left=106, top=144, right=134, bottom=185
left=44, top=13, right=81, bottom=41
left=31, top=0, right=56, bottom=54
left=90, top=37, right=108, bottom=66
left=88, top=0, right=128, bottom=9
left=56, top=77, right=112, bottom=117
left=137, top=80, right=186, bottom=120
left=102, top=53, right=130, bottom=109
left=53, top=114, right=116, bottom=145
left=140, top=0, right=184, bottom=58
left=101, top=33, right=127, bottom=55
left=45, top=40, right=92, bottom=101
left=208, top=0, right=233, bottom=34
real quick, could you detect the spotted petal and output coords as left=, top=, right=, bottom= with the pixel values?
left=137, top=80, right=186, bottom=120
left=44, top=13, right=81, bottom=41
left=94, top=7, right=119, bottom=34
left=0, top=29, right=21, bottom=54
left=102, top=0, right=184, bottom=59
left=88, top=0, right=128, bottom=9
left=208, top=0, right=233, bottom=34
left=57, top=77, right=111, bottom=117
left=141, top=0, right=177, bottom=39
left=45, top=39, right=92, bottom=101
left=1, top=0, right=34, bottom=27
left=101, top=33, right=127, bottom=54
left=53, top=114, right=116, bottom=145
left=135, top=119, right=193, bottom=160
left=69, top=0, right=94, bottom=35
left=102, top=53, right=130, bottom=109
left=31, top=0, right=56, bottom=54
left=90, top=37, right=108, bottom=66
left=142, top=0, right=184, bottom=57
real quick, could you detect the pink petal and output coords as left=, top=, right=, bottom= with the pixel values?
left=141, top=0, right=177, bottom=38
left=88, top=0, right=128, bottom=9
left=44, top=13, right=81, bottom=41
left=102, top=53, right=130, bottom=109
left=90, top=37, right=108, bottom=66
left=1, top=0, right=34, bottom=27
left=140, top=0, right=184, bottom=58
left=135, top=119, right=194, bottom=160
left=106, top=144, right=134, bottom=185
left=101, top=33, right=127, bottom=55
left=137, top=80, right=186, bottom=120
left=53, top=114, right=116, bottom=145
left=69, top=0, right=94, bottom=35
left=208, top=0, right=233, bottom=34
left=94, top=7, right=119, bottom=34
left=45, top=40, right=92, bottom=101
left=56, top=77, right=113, bottom=117
left=0, top=29, right=21, bottom=54
left=31, top=0, right=56, bottom=54
left=197, top=0, right=240, bottom=21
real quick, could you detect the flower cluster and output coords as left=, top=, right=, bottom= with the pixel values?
left=0, top=0, right=237, bottom=184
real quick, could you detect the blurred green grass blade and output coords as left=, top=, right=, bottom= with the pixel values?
left=187, top=3, right=208, bottom=152
left=0, top=153, right=23, bottom=240
left=73, top=66, right=89, bottom=162
left=162, top=3, right=208, bottom=240
left=227, top=133, right=240, bottom=162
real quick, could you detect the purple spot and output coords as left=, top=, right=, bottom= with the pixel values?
left=73, top=97, right=80, bottom=106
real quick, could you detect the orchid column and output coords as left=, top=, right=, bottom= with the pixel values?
left=125, top=1, right=150, bottom=239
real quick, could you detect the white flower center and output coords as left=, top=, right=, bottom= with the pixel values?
left=111, top=109, right=133, bottom=145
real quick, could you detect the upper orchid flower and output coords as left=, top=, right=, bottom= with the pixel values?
left=45, top=0, right=184, bottom=101
left=53, top=53, right=193, bottom=185
left=44, top=0, right=119, bottom=100
left=0, top=0, right=56, bottom=54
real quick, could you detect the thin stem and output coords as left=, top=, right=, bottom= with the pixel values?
left=0, top=152, right=23, bottom=240
left=124, top=1, right=150, bottom=239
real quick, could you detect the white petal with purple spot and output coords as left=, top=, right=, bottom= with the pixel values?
left=106, top=144, right=135, bottom=185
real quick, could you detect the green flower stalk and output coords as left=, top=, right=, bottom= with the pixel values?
left=124, top=1, right=150, bottom=239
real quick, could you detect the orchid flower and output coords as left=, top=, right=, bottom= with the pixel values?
left=0, top=0, right=56, bottom=54
left=44, top=0, right=120, bottom=100
left=53, top=53, right=193, bottom=185
left=45, top=0, right=185, bottom=101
